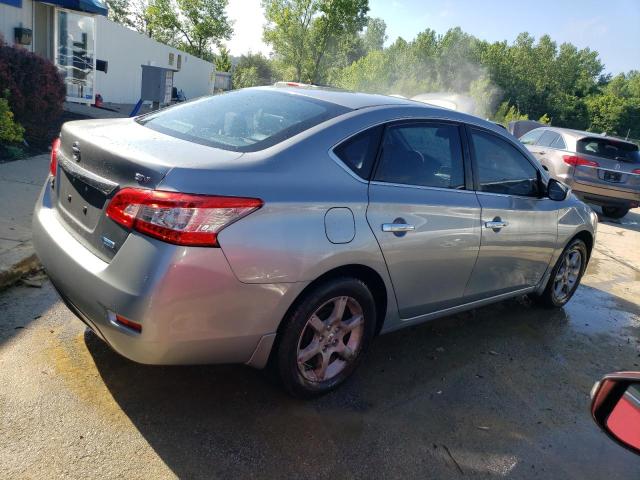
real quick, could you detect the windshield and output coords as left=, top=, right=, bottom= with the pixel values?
left=138, top=89, right=349, bottom=152
left=577, top=137, right=640, bottom=163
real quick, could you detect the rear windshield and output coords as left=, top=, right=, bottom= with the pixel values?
left=138, top=89, right=350, bottom=152
left=577, top=137, right=640, bottom=163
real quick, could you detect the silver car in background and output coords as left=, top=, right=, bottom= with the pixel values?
left=520, top=127, right=640, bottom=218
left=33, top=87, right=597, bottom=397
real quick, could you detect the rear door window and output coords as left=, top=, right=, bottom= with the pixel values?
left=470, top=129, right=541, bottom=197
left=577, top=138, right=640, bottom=163
left=519, top=129, right=544, bottom=145
left=374, top=123, right=465, bottom=189
left=138, top=89, right=349, bottom=152
left=333, top=126, right=383, bottom=179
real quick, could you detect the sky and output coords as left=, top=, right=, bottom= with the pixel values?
left=225, top=0, right=640, bottom=74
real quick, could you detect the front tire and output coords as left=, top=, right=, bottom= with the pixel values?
left=535, top=238, right=588, bottom=308
left=275, top=277, right=376, bottom=398
left=602, top=206, right=629, bottom=219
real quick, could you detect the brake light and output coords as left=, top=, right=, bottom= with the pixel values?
left=632, top=168, right=640, bottom=174
left=563, top=155, right=599, bottom=167
left=50, top=138, right=60, bottom=177
left=105, top=188, right=263, bottom=247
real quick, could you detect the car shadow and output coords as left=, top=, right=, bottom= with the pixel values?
left=85, top=285, right=640, bottom=479
left=594, top=207, right=640, bottom=233
left=0, top=276, right=59, bottom=347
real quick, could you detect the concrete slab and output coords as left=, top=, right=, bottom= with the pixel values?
left=0, top=180, right=42, bottom=230
left=0, top=155, right=48, bottom=290
left=0, top=219, right=31, bottom=243
left=0, top=155, right=49, bottom=185
left=0, top=238, right=21, bottom=255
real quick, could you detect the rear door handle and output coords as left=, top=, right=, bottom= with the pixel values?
left=484, top=220, right=508, bottom=229
left=382, top=223, right=415, bottom=232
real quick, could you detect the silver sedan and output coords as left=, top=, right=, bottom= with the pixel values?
left=33, top=86, right=597, bottom=397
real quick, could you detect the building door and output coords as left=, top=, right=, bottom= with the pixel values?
left=55, top=9, right=96, bottom=104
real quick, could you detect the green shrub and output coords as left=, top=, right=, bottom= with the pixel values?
left=0, top=36, right=65, bottom=141
left=0, top=95, right=24, bottom=144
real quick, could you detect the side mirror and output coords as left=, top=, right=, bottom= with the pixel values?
left=591, top=372, right=640, bottom=455
left=547, top=178, right=568, bottom=201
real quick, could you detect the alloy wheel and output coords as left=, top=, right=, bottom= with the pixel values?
left=296, top=296, right=364, bottom=382
left=552, top=247, right=583, bottom=303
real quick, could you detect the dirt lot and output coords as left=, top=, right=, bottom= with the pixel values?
left=1, top=210, right=639, bottom=479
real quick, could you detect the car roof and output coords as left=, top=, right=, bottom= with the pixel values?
left=253, top=85, right=418, bottom=109
left=531, top=125, right=635, bottom=145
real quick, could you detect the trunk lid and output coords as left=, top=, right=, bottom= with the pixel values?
left=572, top=137, right=640, bottom=193
left=54, top=118, right=243, bottom=261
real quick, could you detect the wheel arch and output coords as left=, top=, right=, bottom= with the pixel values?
left=572, top=229, right=594, bottom=261
left=277, top=264, right=389, bottom=338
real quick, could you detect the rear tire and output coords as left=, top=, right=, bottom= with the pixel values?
left=535, top=238, right=588, bottom=308
left=602, top=206, right=629, bottom=219
left=275, top=277, right=376, bottom=398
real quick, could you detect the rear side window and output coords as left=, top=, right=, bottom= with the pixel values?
left=138, top=89, right=349, bottom=152
left=374, top=123, right=465, bottom=189
left=470, top=129, right=540, bottom=197
left=519, top=129, right=544, bottom=145
left=551, top=134, right=566, bottom=149
left=333, top=126, right=383, bottom=179
left=577, top=138, right=640, bottom=163
left=537, top=130, right=559, bottom=147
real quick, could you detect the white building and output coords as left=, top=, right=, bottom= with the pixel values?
left=1, top=0, right=217, bottom=104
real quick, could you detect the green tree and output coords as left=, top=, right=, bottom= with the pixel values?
left=147, top=0, right=233, bottom=59
left=215, top=46, right=232, bottom=71
left=586, top=93, right=640, bottom=138
left=538, top=113, right=551, bottom=124
left=361, top=17, right=386, bottom=52
left=262, top=0, right=369, bottom=83
left=232, top=52, right=274, bottom=87
left=233, top=65, right=260, bottom=88
left=106, top=0, right=133, bottom=27
left=493, top=101, right=528, bottom=126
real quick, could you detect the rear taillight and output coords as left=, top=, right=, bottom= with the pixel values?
left=632, top=168, right=640, bottom=174
left=50, top=138, right=60, bottom=177
left=105, top=188, right=263, bottom=247
left=563, top=155, right=599, bottom=167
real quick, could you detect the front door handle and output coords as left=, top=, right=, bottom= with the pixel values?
left=382, top=223, right=415, bottom=233
left=484, top=220, right=508, bottom=230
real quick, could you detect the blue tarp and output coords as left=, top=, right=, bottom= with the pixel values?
left=37, top=0, right=108, bottom=16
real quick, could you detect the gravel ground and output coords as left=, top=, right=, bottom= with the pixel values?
left=1, top=211, right=639, bottom=479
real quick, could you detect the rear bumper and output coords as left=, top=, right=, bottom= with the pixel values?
left=569, top=180, right=640, bottom=208
left=32, top=180, right=304, bottom=367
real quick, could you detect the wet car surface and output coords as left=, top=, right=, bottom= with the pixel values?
left=1, top=211, right=639, bottom=479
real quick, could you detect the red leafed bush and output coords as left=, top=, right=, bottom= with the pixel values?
left=0, top=36, right=65, bottom=141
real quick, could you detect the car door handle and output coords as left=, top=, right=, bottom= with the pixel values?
left=382, top=223, right=415, bottom=232
left=484, top=220, right=508, bottom=229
